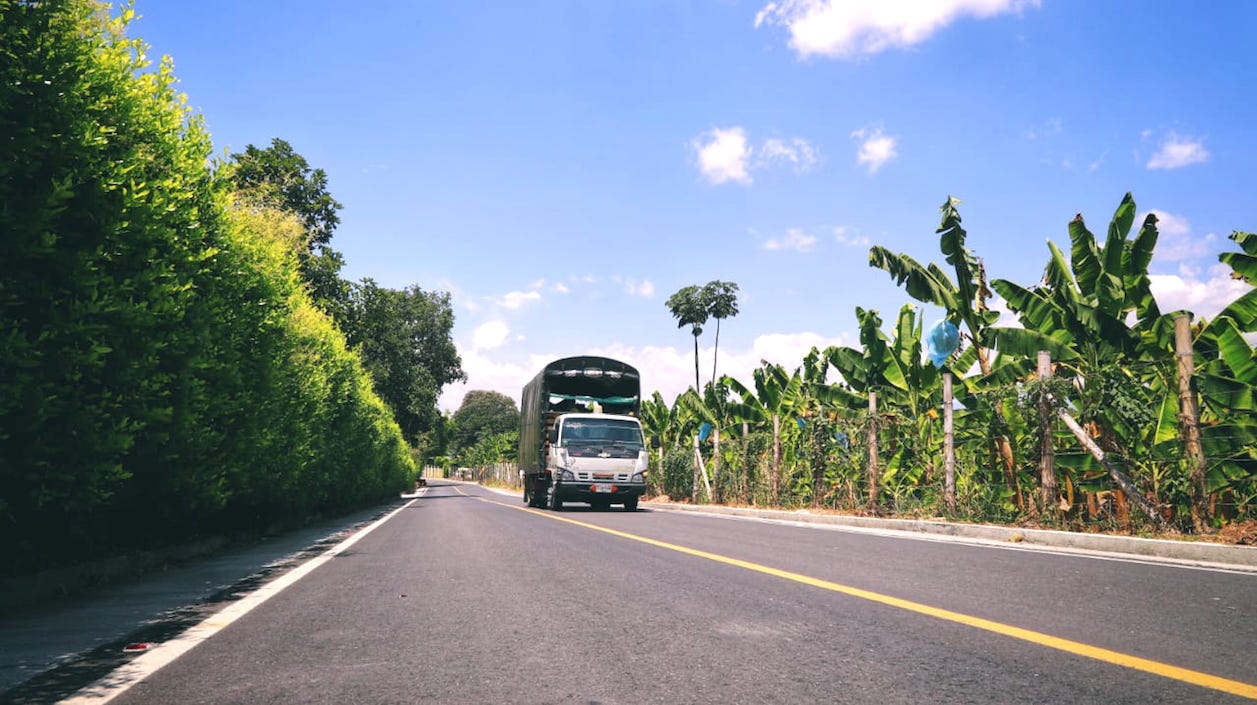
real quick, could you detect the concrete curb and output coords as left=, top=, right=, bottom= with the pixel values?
left=642, top=501, right=1257, bottom=570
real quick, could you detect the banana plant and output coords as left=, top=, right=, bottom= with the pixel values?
left=640, top=390, right=676, bottom=471
left=823, top=305, right=965, bottom=500
left=1183, top=231, right=1257, bottom=518
left=986, top=193, right=1179, bottom=526
left=724, top=362, right=803, bottom=503
left=869, top=196, right=1023, bottom=510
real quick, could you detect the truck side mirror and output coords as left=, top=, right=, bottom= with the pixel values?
left=650, top=434, right=661, bottom=449
left=547, top=428, right=558, bottom=444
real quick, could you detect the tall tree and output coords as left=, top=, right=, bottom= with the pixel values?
left=230, top=138, right=342, bottom=247
left=229, top=138, right=349, bottom=319
left=704, top=280, right=740, bottom=394
left=343, top=280, right=465, bottom=443
left=666, top=285, right=710, bottom=393
left=451, top=390, right=520, bottom=454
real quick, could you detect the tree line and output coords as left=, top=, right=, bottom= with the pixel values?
left=0, top=1, right=463, bottom=575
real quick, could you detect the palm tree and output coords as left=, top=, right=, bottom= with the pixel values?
left=703, top=281, right=740, bottom=392
left=666, top=285, right=709, bottom=394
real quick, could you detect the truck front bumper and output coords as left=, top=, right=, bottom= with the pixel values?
left=555, top=481, right=646, bottom=504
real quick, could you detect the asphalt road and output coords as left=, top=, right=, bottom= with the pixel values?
left=18, top=480, right=1257, bottom=704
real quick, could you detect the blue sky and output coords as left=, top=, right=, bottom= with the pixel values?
left=131, top=0, right=1256, bottom=411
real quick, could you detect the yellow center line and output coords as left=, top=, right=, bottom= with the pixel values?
left=484, top=497, right=1257, bottom=700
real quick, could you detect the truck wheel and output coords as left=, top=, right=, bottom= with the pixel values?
left=624, top=496, right=639, bottom=511
left=548, top=483, right=563, bottom=511
left=523, top=485, right=531, bottom=505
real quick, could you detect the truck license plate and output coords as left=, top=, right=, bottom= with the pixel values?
left=594, top=483, right=612, bottom=493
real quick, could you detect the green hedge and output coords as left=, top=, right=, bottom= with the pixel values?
left=0, top=0, right=413, bottom=574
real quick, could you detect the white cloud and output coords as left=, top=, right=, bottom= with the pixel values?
left=553, top=282, right=570, bottom=294
left=1147, top=133, right=1209, bottom=170
left=499, top=290, right=542, bottom=309
left=851, top=126, right=897, bottom=174
left=987, top=296, right=1021, bottom=330
left=692, top=128, right=820, bottom=184
left=471, top=320, right=510, bottom=351
left=755, top=0, right=1039, bottom=59
left=764, top=228, right=818, bottom=252
left=625, top=279, right=656, bottom=297
left=1150, top=266, right=1250, bottom=320
left=834, top=227, right=869, bottom=247
left=692, top=127, right=753, bottom=184
left=1147, top=209, right=1190, bottom=237
left=1087, top=149, right=1108, bottom=173
left=760, top=137, right=820, bottom=172
left=1141, top=209, right=1219, bottom=264
left=438, top=349, right=555, bottom=412
left=439, top=278, right=481, bottom=314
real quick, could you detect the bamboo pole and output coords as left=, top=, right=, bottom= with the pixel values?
left=1175, top=314, right=1210, bottom=533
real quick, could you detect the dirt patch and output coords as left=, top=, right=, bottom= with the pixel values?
left=1217, top=520, right=1257, bottom=546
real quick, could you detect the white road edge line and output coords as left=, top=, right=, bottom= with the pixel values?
left=478, top=485, right=1254, bottom=576
left=59, top=494, right=422, bottom=704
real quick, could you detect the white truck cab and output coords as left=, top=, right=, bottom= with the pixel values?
left=546, top=413, right=649, bottom=511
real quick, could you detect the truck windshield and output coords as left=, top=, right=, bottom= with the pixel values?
left=560, top=419, right=644, bottom=453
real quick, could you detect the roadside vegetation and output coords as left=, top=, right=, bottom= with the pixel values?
left=645, top=197, right=1257, bottom=540
left=1, top=1, right=463, bottom=576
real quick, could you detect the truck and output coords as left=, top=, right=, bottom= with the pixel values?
left=519, top=356, right=650, bottom=511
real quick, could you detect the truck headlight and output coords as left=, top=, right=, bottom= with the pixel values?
left=561, top=470, right=575, bottom=481
left=631, top=472, right=645, bottom=483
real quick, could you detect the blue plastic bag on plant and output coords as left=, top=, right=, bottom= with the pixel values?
left=927, top=320, right=960, bottom=368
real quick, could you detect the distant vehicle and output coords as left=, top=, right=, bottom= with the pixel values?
left=519, top=356, right=652, bottom=511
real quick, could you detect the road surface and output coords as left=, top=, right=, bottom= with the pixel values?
left=12, top=480, right=1257, bottom=703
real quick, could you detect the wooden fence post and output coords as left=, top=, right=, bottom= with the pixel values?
left=692, top=434, right=701, bottom=501
left=1175, top=314, right=1210, bottom=532
left=692, top=434, right=712, bottom=503
left=1038, top=351, right=1057, bottom=516
left=943, top=372, right=955, bottom=513
left=713, top=427, right=722, bottom=504
left=867, top=391, right=879, bottom=513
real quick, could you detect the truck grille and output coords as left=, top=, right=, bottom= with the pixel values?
left=576, top=472, right=632, bottom=482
